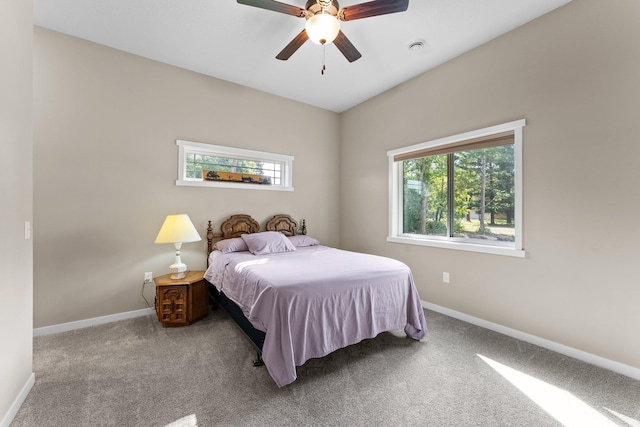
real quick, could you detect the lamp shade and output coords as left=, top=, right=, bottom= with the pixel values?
left=305, top=13, right=340, bottom=45
left=155, top=214, right=201, bottom=244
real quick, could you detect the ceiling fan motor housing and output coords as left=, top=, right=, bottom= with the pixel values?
left=306, top=0, right=340, bottom=17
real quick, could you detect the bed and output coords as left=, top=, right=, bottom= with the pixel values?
left=204, top=214, right=427, bottom=387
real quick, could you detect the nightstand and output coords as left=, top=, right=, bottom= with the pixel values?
left=154, top=270, right=208, bottom=327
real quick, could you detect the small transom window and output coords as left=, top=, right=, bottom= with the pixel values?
left=176, top=140, right=294, bottom=191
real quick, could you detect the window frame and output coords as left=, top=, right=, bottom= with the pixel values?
left=387, top=119, right=526, bottom=258
left=176, top=140, right=294, bottom=192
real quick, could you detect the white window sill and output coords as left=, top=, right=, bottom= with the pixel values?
left=176, top=179, right=294, bottom=192
left=386, top=236, right=526, bottom=258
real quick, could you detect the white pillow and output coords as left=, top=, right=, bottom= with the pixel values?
left=241, top=231, right=297, bottom=255
left=288, top=235, right=320, bottom=247
left=214, top=237, right=249, bottom=253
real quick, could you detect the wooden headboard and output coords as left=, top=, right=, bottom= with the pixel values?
left=265, top=214, right=298, bottom=236
left=206, top=214, right=302, bottom=264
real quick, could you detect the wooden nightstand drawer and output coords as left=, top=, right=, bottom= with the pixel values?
left=154, top=271, right=208, bottom=327
left=157, top=285, right=188, bottom=325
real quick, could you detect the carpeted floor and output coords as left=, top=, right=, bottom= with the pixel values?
left=11, top=308, right=640, bottom=426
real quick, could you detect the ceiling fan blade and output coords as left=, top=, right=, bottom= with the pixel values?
left=237, top=0, right=305, bottom=17
left=333, top=31, right=362, bottom=63
left=340, top=0, right=409, bottom=21
left=276, top=29, right=309, bottom=60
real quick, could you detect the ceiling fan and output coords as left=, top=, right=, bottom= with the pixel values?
left=237, top=0, right=410, bottom=63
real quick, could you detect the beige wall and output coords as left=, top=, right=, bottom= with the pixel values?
left=0, top=0, right=34, bottom=422
left=33, top=28, right=340, bottom=328
left=32, top=0, right=640, bottom=373
left=340, top=0, right=640, bottom=369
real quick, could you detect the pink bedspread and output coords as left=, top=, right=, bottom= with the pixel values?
left=204, top=245, right=427, bottom=387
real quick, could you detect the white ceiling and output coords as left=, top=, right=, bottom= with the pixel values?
left=34, top=0, right=572, bottom=113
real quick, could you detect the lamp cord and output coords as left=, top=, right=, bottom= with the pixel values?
left=141, top=280, right=152, bottom=308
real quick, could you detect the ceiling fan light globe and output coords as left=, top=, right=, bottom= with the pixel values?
left=305, top=13, right=340, bottom=45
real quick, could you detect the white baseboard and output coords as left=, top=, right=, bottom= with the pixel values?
left=0, top=372, right=35, bottom=427
left=33, top=307, right=155, bottom=337
left=422, top=301, right=640, bottom=381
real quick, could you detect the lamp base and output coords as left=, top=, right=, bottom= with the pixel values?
left=169, top=271, right=187, bottom=280
left=169, top=261, right=187, bottom=280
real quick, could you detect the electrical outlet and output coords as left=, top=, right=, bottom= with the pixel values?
left=442, top=272, right=450, bottom=283
left=144, top=272, right=153, bottom=283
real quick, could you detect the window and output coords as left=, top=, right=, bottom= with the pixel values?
left=176, top=140, right=294, bottom=191
left=387, top=120, right=525, bottom=257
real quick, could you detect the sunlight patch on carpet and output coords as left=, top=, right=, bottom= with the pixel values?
left=604, top=408, right=640, bottom=427
left=477, top=354, right=617, bottom=427
left=165, top=414, right=198, bottom=427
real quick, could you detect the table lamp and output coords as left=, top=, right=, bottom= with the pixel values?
left=155, top=214, right=201, bottom=279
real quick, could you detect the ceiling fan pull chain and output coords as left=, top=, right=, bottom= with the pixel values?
left=321, top=44, right=326, bottom=75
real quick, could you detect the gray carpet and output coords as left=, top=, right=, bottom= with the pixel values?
left=11, top=308, right=640, bottom=427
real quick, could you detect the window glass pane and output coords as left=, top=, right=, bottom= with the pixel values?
left=402, top=155, right=448, bottom=236
left=454, top=144, right=515, bottom=242
left=185, top=153, right=284, bottom=185
left=401, top=145, right=515, bottom=242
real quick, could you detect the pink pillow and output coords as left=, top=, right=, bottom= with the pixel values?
left=241, top=231, right=297, bottom=255
left=288, top=235, right=320, bottom=247
left=214, top=237, right=249, bottom=253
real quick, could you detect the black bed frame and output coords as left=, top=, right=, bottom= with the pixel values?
left=208, top=285, right=266, bottom=366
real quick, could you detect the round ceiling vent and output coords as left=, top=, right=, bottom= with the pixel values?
left=408, top=39, right=426, bottom=52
